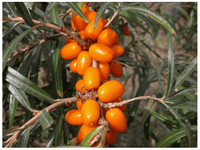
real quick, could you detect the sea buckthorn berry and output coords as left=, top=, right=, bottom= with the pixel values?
left=77, top=51, right=92, bottom=76
left=75, top=79, right=86, bottom=93
left=71, top=20, right=76, bottom=31
left=89, top=43, right=113, bottom=63
left=78, top=30, right=88, bottom=40
left=105, top=108, right=127, bottom=133
left=85, top=10, right=97, bottom=22
left=98, top=80, right=124, bottom=102
left=98, top=62, right=110, bottom=81
left=81, top=3, right=89, bottom=13
left=65, top=36, right=77, bottom=45
left=83, top=67, right=101, bottom=90
left=65, top=109, right=83, bottom=125
left=123, top=25, right=130, bottom=36
left=77, top=124, right=99, bottom=143
left=60, top=42, right=82, bottom=60
left=109, top=61, right=123, bottom=78
left=113, top=97, right=126, bottom=112
left=69, top=58, right=77, bottom=73
left=106, top=128, right=117, bottom=145
left=111, top=45, right=125, bottom=58
left=81, top=99, right=100, bottom=126
left=103, top=19, right=111, bottom=28
left=97, top=28, right=117, bottom=47
left=113, top=36, right=120, bottom=45
left=84, top=17, right=104, bottom=40
left=76, top=100, right=83, bottom=109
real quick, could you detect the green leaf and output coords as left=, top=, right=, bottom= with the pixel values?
left=14, top=2, right=35, bottom=26
left=127, top=73, right=157, bottom=126
left=53, top=38, right=64, bottom=98
left=3, top=126, right=21, bottom=137
left=162, top=102, right=193, bottom=147
left=94, top=2, right=110, bottom=29
left=173, top=57, right=197, bottom=90
left=3, top=25, right=39, bottom=72
left=121, top=6, right=176, bottom=35
left=16, top=127, right=31, bottom=147
left=6, top=67, right=54, bottom=103
left=8, top=94, right=18, bottom=128
left=55, top=115, right=63, bottom=146
left=49, top=3, right=59, bottom=25
left=7, top=83, right=32, bottom=111
left=156, top=64, right=162, bottom=93
left=185, top=9, right=194, bottom=34
left=39, top=110, right=53, bottom=130
left=168, top=87, right=197, bottom=99
left=155, top=125, right=197, bottom=147
left=167, top=102, right=197, bottom=112
left=80, top=126, right=104, bottom=147
left=4, top=2, right=17, bottom=17
left=3, top=22, right=21, bottom=38
left=46, top=130, right=56, bottom=147
left=66, top=2, right=89, bottom=23
left=165, top=35, right=174, bottom=98
left=44, top=2, right=58, bottom=21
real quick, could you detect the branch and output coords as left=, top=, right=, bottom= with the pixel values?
left=60, top=8, right=72, bottom=19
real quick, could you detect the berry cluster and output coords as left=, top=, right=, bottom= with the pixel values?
left=60, top=3, right=127, bottom=147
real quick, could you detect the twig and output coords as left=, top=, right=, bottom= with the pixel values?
left=112, top=59, right=129, bottom=68
left=104, top=2, right=121, bottom=29
left=60, top=8, right=72, bottom=19
left=100, top=96, right=164, bottom=109
left=4, top=96, right=80, bottom=148
left=92, top=59, right=98, bottom=68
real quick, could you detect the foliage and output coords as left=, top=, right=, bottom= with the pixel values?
left=2, top=2, right=197, bottom=148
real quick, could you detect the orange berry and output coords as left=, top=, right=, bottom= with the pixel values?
left=103, top=19, right=111, bottom=28
left=123, top=25, right=130, bottom=36
left=77, top=124, right=99, bottom=143
left=89, top=43, right=113, bottom=63
left=77, top=51, right=92, bottom=76
left=65, top=109, right=83, bottom=125
left=81, top=3, right=89, bottom=13
left=78, top=30, right=88, bottom=40
left=113, top=36, right=120, bottom=45
left=65, top=36, right=77, bottom=45
left=85, top=10, right=97, bottom=22
left=98, top=62, right=110, bottom=81
left=105, top=108, right=127, bottom=133
left=71, top=20, right=76, bottom=31
left=60, top=42, right=82, bottom=60
left=109, top=61, right=123, bottom=78
left=84, top=17, right=104, bottom=40
left=97, top=28, right=117, bottom=47
left=98, top=80, right=124, bottom=102
left=111, top=45, right=124, bottom=58
left=75, top=79, right=86, bottom=93
left=83, top=67, right=101, bottom=90
left=81, top=99, right=100, bottom=126
left=106, top=128, right=117, bottom=145
left=69, top=58, right=77, bottom=73
left=76, top=100, right=83, bottom=109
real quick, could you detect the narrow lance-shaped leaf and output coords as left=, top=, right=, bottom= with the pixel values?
left=94, top=2, right=110, bottom=29
left=66, top=2, right=89, bottom=23
left=44, top=2, right=58, bottom=21
left=3, top=22, right=21, bottom=38
left=49, top=3, right=59, bottom=25
left=14, top=2, right=35, bottom=26
left=8, top=94, right=18, bottom=128
left=162, top=102, right=193, bottom=147
left=6, top=67, right=54, bottom=103
left=165, top=35, right=174, bottom=98
left=7, top=83, right=32, bottom=112
left=16, top=127, right=31, bottom=147
left=5, top=2, right=17, bottom=17
left=155, top=125, right=197, bottom=147
left=55, top=115, right=63, bottom=146
left=3, top=25, right=39, bottom=72
left=53, top=38, right=64, bottom=98
left=173, top=57, right=197, bottom=91
left=121, top=6, right=176, bottom=35
left=39, top=110, right=53, bottom=130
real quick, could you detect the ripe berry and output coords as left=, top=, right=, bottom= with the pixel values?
left=71, top=20, right=76, bottom=31
left=60, top=42, right=82, bottom=60
left=103, top=19, right=111, bottom=28
left=83, top=67, right=101, bottom=90
left=77, top=51, right=92, bottom=76
left=69, top=58, right=77, bottom=73
left=113, top=36, right=120, bottom=45
left=76, top=100, right=83, bottom=109
left=105, top=108, right=127, bottom=133
left=78, top=30, right=88, bottom=40
left=97, top=28, right=117, bottom=47
left=75, top=79, right=86, bottom=93
left=65, top=109, right=83, bottom=125
left=123, top=25, right=130, bottom=36
left=106, top=128, right=117, bottom=145
left=84, top=17, right=104, bottom=40
left=65, top=36, right=77, bottom=45
left=98, top=80, right=124, bottom=102
left=98, top=62, right=110, bottom=81
left=77, top=123, right=99, bottom=143
left=109, top=61, right=123, bottom=78
left=89, top=43, right=113, bottom=63
left=85, top=10, right=97, bottom=22
left=81, top=99, right=100, bottom=126
left=111, top=45, right=124, bottom=58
